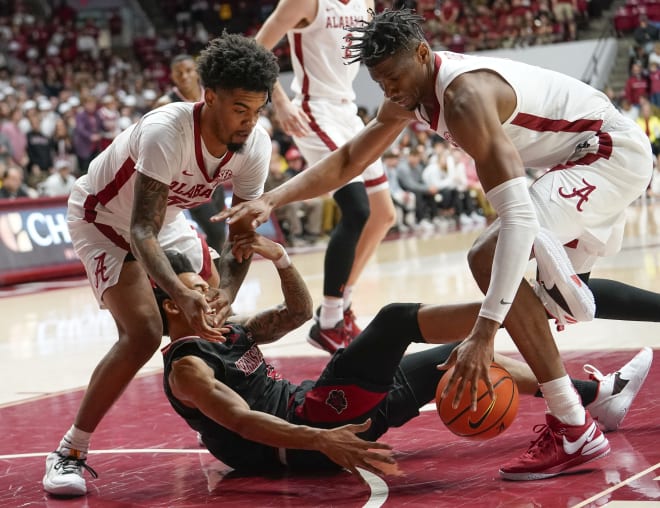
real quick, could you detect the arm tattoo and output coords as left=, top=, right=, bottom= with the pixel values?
left=130, top=173, right=180, bottom=293
left=246, top=265, right=313, bottom=344
left=218, top=240, right=251, bottom=302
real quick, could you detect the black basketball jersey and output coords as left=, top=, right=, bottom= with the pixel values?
left=162, top=325, right=301, bottom=471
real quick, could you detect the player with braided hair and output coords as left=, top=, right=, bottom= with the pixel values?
left=218, top=9, right=657, bottom=480
left=43, top=33, right=279, bottom=497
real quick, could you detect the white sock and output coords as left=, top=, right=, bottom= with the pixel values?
left=320, top=298, right=343, bottom=329
left=540, top=376, right=586, bottom=426
left=342, top=286, right=354, bottom=311
left=58, top=425, right=92, bottom=458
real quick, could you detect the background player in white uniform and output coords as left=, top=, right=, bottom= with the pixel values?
left=43, top=33, right=280, bottom=497
left=255, top=0, right=396, bottom=353
left=218, top=10, right=658, bottom=480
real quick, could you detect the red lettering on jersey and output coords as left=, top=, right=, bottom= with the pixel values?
left=558, top=178, right=596, bottom=212
left=215, top=168, right=233, bottom=182
left=93, top=252, right=109, bottom=289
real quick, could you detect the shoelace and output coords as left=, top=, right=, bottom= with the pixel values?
left=583, top=364, right=604, bottom=382
left=524, top=423, right=558, bottom=458
left=54, top=454, right=99, bottom=479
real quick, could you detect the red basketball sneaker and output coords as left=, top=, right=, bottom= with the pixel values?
left=499, top=413, right=610, bottom=480
left=343, top=307, right=362, bottom=339
left=307, top=321, right=352, bottom=354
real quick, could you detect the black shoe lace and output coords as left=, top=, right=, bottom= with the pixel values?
left=54, top=453, right=99, bottom=479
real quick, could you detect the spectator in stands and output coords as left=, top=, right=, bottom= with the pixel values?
left=39, top=158, right=76, bottom=197
left=383, top=150, right=415, bottom=232
left=633, top=15, right=659, bottom=54
left=0, top=165, right=33, bottom=199
left=267, top=143, right=324, bottom=247
left=25, top=112, right=54, bottom=188
left=624, top=62, right=649, bottom=107
left=629, top=44, right=649, bottom=73
left=649, top=62, right=660, bottom=108
left=72, top=95, right=102, bottom=175
left=619, top=96, right=640, bottom=121
left=51, top=117, right=76, bottom=170
left=98, top=95, right=120, bottom=150
left=636, top=100, right=660, bottom=155
left=0, top=105, right=27, bottom=167
left=397, top=147, right=439, bottom=229
left=552, top=0, right=578, bottom=41
left=649, top=42, right=660, bottom=68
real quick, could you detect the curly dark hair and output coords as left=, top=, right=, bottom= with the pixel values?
left=345, top=9, right=426, bottom=67
left=153, top=251, right=195, bottom=336
left=197, top=32, right=279, bottom=97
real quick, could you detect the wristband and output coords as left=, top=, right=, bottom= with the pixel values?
left=274, top=247, right=291, bottom=269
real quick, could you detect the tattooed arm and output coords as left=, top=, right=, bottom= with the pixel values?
left=228, top=233, right=313, bottom=344
left=131, top=173, right=225, bottom=340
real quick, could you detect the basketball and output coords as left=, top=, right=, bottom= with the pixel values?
left=435, top=362, right=519, bottom=440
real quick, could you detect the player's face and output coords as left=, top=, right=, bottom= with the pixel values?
left=205, top=88, right=268, bottom=152
left=368, top=45, right=429, bottom=112
left=171, top=59, right=199, bottom=93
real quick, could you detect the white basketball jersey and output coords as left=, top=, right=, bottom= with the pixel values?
left=287, top=0, right=368, bottom=101
left=417, top=51, right=625, bottom=171
left=72, top=101, right=270, bottom=234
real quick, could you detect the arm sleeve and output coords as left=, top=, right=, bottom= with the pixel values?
left=479, top=176, right=540, bottom=324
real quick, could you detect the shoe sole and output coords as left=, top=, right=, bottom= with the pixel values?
left=499, top=445, right=611, bottom=481
left=592, top=347, right=653, bottom=432
left=42, top=479, right=87, bottom=497
left=534, top=228, right=595, bottom=322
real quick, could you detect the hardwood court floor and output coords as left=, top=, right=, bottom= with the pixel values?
left=1, top=203, right=659, bottom=507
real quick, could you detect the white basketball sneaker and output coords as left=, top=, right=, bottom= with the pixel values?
left=43, top=450, right=97, bottom=496
left=584, top=347, right=653, bottom=432
left=532, top=228, right=595, bottom=331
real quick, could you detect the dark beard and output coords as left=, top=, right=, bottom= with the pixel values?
left=227, top=142, right=245, bottom=153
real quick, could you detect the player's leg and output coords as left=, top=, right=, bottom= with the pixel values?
left=44, top=260, right=163, bottom=496
left=468, top=224, right=610, bottom=480
left=308, top=181, right=370, bottom=352
left=343, top=185, right=396, bottom=336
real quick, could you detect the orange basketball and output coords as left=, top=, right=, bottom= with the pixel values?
left=435, top=362, right=519, bottom=440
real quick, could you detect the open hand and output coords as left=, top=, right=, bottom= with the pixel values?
left=318, top=419, right=395, bottom=481
left=436, top=319, right=498, bottom=410
left=211, top=195, right=273, bottom=230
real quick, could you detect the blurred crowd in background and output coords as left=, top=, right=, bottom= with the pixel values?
left=3, top=0, right=658, bottom=244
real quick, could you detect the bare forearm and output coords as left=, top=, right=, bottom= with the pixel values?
left=218, top=241, right=251, bottom=301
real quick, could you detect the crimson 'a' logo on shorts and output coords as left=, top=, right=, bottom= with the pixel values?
left=93, top=252, right=109, bottom=288
left=558, top=178, right=596, bottom=212
left=326, top=389, right=348, bottom=414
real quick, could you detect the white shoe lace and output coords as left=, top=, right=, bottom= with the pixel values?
left=583, top=364, right=605, bottom=382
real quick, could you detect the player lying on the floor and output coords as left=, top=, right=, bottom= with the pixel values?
left=157, top=233, right=652, bottom=478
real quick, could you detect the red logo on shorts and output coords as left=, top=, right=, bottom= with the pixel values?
left=93, top=252, right=109, bottom=288
left=326, top=389, right=348, bottom=414
left=558, top=178, right=596, bottom=212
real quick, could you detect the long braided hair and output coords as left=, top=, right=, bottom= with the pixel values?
left=344, top=9, right=426, bottom=67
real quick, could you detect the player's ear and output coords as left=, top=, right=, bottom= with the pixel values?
left=416, top=42, right=430, bottom=64
left=204, top=87, right=216, bottom=106
left=163, top=298, right=181, bottom=318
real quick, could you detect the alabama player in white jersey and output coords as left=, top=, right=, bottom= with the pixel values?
left=218, top=10, right=657, bottom=480
left=43, top=34, right=280, bottom=497
left=255, top=0, right=396, bottom=353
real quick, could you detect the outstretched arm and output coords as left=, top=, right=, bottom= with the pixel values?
left=169, top=355, right=394, bottom=477
left=217, top=101, right=412, bottom=228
